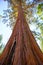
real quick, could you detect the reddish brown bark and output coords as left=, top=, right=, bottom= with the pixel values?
left=0, top=3, right=43, bottom=65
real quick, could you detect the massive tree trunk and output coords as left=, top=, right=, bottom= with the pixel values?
left=0, top=2, right=43, bottom=65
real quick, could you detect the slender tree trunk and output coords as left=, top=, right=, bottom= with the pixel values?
left=0, top=1, right=43, bottom=65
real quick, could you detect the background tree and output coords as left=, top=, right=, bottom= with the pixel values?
left=0, top=35, right=4, bottom=54
left=0, top=35, right=2, bottom=43
left=0, top=35, right=3, bottom=53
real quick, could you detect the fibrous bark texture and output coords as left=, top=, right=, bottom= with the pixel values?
left=0, top=4, right=43, bottom=65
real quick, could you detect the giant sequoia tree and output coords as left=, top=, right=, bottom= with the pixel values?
left=0, top=0, right=43, bottom=65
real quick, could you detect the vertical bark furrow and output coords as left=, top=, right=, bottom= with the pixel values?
left=22, top=20, right=38, bottom=65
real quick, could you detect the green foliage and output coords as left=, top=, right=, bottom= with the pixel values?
left=37, top=4, right=43, bottom=10
left=0, top=35, right=2, bottom=43
left=0, top=35, right=3, bottom=54
left=37, top=3, right=43, bottom=20
left=38, top=37, right=43, bottom=52
left=39, top=25, right=43, bottom=36
left=0, top=44, right=4, bottom=54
